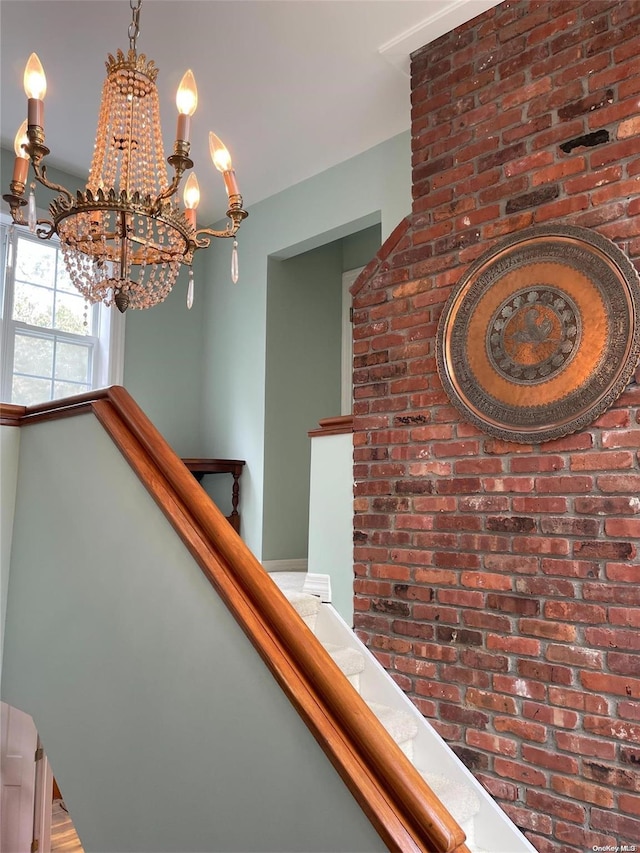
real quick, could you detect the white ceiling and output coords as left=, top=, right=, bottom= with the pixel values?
left=1, top=0, right=500, bottom=224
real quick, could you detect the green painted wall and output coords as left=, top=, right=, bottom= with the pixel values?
left=261, top=224, right=381, bottom=563
left=262, top=242, right=343, bottom=562
left=0, top=426, right=20, bottom=688
left=2, top=413, right=386, bottom=852
left=342, top=224, right=381, bottom=272
left=122, top=262, right=205, bottom=456
left=200, top=131, right=411, bottom=559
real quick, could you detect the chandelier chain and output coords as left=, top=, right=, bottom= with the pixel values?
left=128, top=0, right=142, bottom=51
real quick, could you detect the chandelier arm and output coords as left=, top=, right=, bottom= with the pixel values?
left=192, top=225, right=235, bottom=248
left=192, top=196, right=248, bottom=250
left=154, top=147, right=194, bottom=210
left=31, top=162, right=74, bottom=209
left=34, top=219, right=56, bottom=240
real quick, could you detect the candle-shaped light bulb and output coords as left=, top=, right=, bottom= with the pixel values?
left=23, top=53, right=46, bottom=99
left=24, top=53, right=46, bottom=128
left=209, top=132, right=233, bottom=173
left=183, top=172, right=200, bottom=228
left=176, top=69, right=197, bottom=142
left=183, top=173, right=200, bottom=209
left=11, top=120, right=29, bottom=187
left=14, top=120, right=29, bottom=159
left=209, top=131, right=239, bottom=197
left=176, top=70, right=198, bottom=116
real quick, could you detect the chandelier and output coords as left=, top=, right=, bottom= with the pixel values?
left=3, top=0, right=247, bottom=312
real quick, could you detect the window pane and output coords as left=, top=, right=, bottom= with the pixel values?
left=15, top=238, right=56, bottom=287
left=53, top=380, right=90, bottom=399
left=12, top=375, right=51, bottom=406
left=13, top=280, right=54, bottom=327
left=54, top=291, right=88, bottom=334
left=55, top=260, right=77, bottom=294
left=14, top=332, right=54, bottom=377
left=54, top=341, right=91, bottom=383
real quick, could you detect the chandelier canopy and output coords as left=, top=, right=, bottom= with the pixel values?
left=3, top=0, right=247, bottom=312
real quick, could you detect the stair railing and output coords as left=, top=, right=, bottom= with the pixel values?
left=1, top=386, right=470, bottom=853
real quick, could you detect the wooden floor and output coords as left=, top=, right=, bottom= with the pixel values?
left=51, top=800, right=84, bottom=853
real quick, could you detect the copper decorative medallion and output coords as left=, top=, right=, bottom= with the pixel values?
left=436, top=225, right=640, bottom=443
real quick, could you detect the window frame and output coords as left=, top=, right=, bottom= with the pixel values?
left=0, top=215, right=125, bottom=405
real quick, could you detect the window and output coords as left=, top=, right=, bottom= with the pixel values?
left=1, top=220, right=124, bottom=405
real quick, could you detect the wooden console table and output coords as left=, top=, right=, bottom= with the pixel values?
left=182, top=458, right=245, bottom=533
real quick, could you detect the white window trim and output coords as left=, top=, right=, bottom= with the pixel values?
left=1, top=212, right=125, bottom=403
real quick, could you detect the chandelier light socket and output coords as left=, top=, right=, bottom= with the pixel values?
left=12, top=120, right=30, bottom=186
left=222, top=170, right=240, bottom=199
left=176, top=114, right=191, bottom=144
left=12, top=159, right=29, bottom=187
left=27, top=99, right=44, bottom=128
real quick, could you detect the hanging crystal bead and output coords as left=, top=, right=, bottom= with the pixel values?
left=187, top=268, right=194, bottom=309
left=231, top=239, right=239, bottom=283
left=28, top=184, right=37, bottom=232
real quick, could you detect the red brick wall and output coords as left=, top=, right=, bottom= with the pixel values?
left=351, top=2, right=640, bottom=850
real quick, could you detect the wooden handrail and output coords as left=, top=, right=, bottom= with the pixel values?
left=4, top=387, right=469, bottom=853
left=308, top=415, right=354, bottom=438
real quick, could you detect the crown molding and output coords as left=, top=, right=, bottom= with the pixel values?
left=379, top=0, right=503, bottom=76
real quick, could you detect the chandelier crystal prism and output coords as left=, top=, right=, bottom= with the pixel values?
left=3, top=0, right=248, bottom=312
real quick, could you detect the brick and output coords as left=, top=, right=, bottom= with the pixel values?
left=544, top=600, right=606, bottom=623
left=523, top=702, right=579, bottom=729
left=494, top=757, right=546, bottom=786
left=518, top=659, right=572, bottom=686
left=551, top=775, right=614, bottom=807
left=517, top=579, right=576, bottom=604
left=554, top=823, right=619, bottom=851
left=575, top=495, right=640, bottom=515
left=463, top=610, right=512, bottom=633
left=477, top=773, right=519, bottom=802
left=466, top=687, right=518, bottom=714
left=495, top=716, right=547, bottom=743
left=555, top=733, right=617, bottom=760
left=619, top=702, right=640, bottom=723
left=487, top=593, right=539, bottom=616
left=519, top=619, right=576, bottom=642
left=591, top=807, right=640, bottom=842
left=586, top=626, right=640, bottom=650
left=467, top=729, right=518, bottom=757
left=487, top=635, right=541, bottom=656
left=523, top=745, right=578, bottom=774
left=545, top=644, right=603, bottom=669
left=619, top=793, right=640, bottom=817
left=460, top=571, right=512, bottom=590
left=573, top=540, right=634, bottom=560
left=584, top=759, right=640, bottom=793
left=526, top=789, right=585, bottom=824
left=493, top=675, right=546, bottom=701
left=534, top=475, right=593, bottom=493
left=452, top=746, right=490, bottom=772
left=582, top=671, right=640, bottom=699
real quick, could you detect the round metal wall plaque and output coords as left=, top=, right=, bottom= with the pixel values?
left=436, top=224, right=640, bottom=443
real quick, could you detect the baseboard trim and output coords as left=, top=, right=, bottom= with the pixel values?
left=263, top=558, right=308, bottom=573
